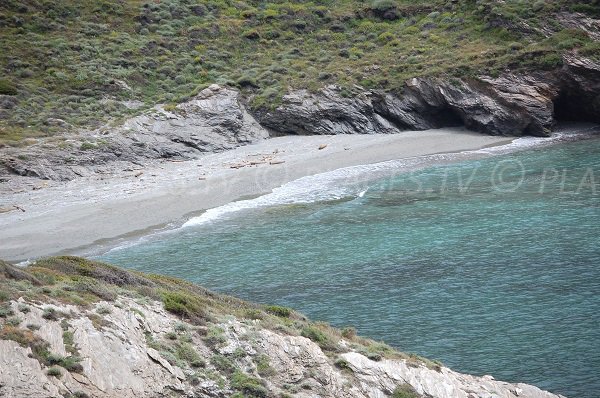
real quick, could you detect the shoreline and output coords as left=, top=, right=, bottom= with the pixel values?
left=0, top=126, right=568, bottom=262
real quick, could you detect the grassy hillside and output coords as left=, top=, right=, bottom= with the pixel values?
left=1, top=0, right=599, bottom=145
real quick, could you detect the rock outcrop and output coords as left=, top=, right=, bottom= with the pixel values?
left=1, top=55, right=600, bottom=183
left=0, top=257, right=569, bottom=398
left=0, top=297, right=565, bottom=398
left=257, top=54, right=600, bottom=138
left=0, top=84, right=269, bottom=181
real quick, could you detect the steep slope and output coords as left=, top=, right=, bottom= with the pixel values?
left=1, top=0, right=599, bottom=144
left=0, top=257, right=564, bottom=398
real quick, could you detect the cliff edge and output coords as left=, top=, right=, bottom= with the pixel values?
left=0, top=257, right=565, bottom=398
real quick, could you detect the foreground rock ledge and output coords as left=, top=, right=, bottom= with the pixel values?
left=0, top=257, right=565, bottom=398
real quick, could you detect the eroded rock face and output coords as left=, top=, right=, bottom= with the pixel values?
left=256, top=55, right=600, bottom=138
left=0, top=297, right=566, bottom=398
left=557, top=54, right=600, bottom=124
left=255, top=86, right=399, bottom=136
left=2, top=56, right=600, bottom=183
left=0, top=84, right=269, bottom=181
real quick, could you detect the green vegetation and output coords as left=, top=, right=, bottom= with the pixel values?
left=175, top=342, right=205, bottom=368
left=46, top=366, right=62, bottom=377
left=301, top=324, right=337, bottom=351
left=264, top=305, right=291, bottom=318
left=334, top=357, right=351, bottom=370
left=392, top=383, right=422, bottom=398
left=255, top=354, right=276, bottom=377
left=47, top=353, right=84, bottom=373
left=0, top=0, right=598, bottom=145
left=230, top=370, right=268, bottom=397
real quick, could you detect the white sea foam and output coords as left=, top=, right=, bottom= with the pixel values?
left=181, top=125, right=600, bottom=228
left=182, top=164, right=388, bottom=227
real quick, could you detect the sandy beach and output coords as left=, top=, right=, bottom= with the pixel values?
left=0, top=128, right=512, bottom=262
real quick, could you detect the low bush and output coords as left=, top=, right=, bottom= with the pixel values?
left=0, top=79, right=17, bottom=95
left=255, top=354, right=275, bottom=377
left=300, top=325, right=337, bottom=351
left=162, top=290, right=206, bottom=322
left=203, top=325, right=227, bottom=348
left=264, top=305, right=291, bottom=318
left=334, top=357, right=351, bottom=370
left=231, top=371, right=268, bottom=397
left=47, top=367, right=62, bottom=377
left=392, top=383, right=421, bottom=398
left=211, top=354, right=236, bottom=375
left=42, top=307, right=60, bottom=321
left=175, top=342, right=205, bottom=368
left=0, top=305, right=14, bottom=318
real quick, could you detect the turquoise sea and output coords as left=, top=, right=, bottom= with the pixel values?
left=100, top=133, right=600, bottom=398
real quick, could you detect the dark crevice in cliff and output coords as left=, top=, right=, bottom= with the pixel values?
left=427, top=107, right=464, bottom=128
left=553, top=90, right=600, bottom=123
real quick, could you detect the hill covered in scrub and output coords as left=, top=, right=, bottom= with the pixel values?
left=0, top=256, right=565, bottom=397
left=0, top=0, right=599, bottom=145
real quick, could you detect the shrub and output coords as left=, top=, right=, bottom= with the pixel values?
left=378, top=31, right=395, bottom=44
left=0, top=291, right=8, bottom=302
left=96, top=305, right=111, bottom=315
left=6, top=316, right=22, bottom=326
left=370, top=0, right=399, bottom=19
left=341, top=327, right=356, bottom=339
left=334, top=357, right=351, bottom=370
left=175, top=342, right=205, bottom=368
left=47, top=367, right=62, bottom=377
left=47, top=353, right=83, bottom=373
left=371, top=0, right=397, bottom=12
left=231, top=371, right=268, bottom=397
left=42, top=307, right=60, bottom=321
left=236, top=75, right=258, bottom=88
left=161, top=291, right=205, bottom=321
left=242, top=29, right=260, bottom=40
left=211, top=354, right=236, bottom=374
left=255, top=354, right=275, bottom=377
left=538, top=53, right=563, bottom=69
left=80, top=142, right=96, bottom=151
left=18, top=304, right=30, bottom=313
left=174, top=322, right=188, bottom=332
left=300, top=325, right=336, bottom=351
left=0, top=79, right=17, bottom=95
left=203, top=325, right=227, bottom=348
left=0, top=326, right=51, bottom=363
left=60, top=356, right=83, bottom=372
left=392, top=384, right=421, bottom=398
left=0, top=305, right=14, bottom=318
left=264, top=305, right=291, bottom=318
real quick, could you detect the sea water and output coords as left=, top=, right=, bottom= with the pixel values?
left=100, top=133, right=600, bottom=397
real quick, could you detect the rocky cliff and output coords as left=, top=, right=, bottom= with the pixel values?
left=1, top=53, right=599, bottom=183
left=0, top=257, right=565, bottom=398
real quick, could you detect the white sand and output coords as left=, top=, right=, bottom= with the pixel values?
left=0, top=128, right=512, bottom=262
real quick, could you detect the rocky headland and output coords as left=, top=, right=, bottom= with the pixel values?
left=0, top=257, right=566, bottom=398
